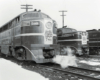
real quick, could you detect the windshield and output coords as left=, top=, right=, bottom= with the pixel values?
left=23, top=13, right=39, bottom=19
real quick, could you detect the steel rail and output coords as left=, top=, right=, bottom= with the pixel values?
left=69, top=66, right=100, bottom=74
left=37, top=65, right=100, bottom=80
left=1, top=55, right=100, bottom=80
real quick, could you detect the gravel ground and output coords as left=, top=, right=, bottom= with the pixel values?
left=23, top=65, right=72, bottom=80
left=77, top=58, right=100, bottom=71
left=1, top=55, right=100, bottom=80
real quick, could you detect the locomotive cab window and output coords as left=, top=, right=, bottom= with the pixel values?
left=16, top=16, right=20, bottom=24
left=23, top=12, right=39, bottom=19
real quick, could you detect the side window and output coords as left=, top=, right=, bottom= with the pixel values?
left=2, top=24, right=8, bottom=32
left=0, top=28, right=2, bottom=33
left=9, top=22, right=12, bottom=28
left=17, top=16, right=20, bottom=23
left=11, top=21, right=13, bottom=28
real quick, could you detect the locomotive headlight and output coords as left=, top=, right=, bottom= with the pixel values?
left=31, top=21, right=39, bottom=26
left=46, top=22, right=52, bottom=29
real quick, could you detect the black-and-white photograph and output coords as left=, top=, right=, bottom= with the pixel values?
left=0, top=0, right=100, bottom=80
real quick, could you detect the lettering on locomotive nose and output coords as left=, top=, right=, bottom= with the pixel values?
left=45, top=30, right=52, bottom=41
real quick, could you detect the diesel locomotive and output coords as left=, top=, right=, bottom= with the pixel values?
left=57, top=27, right=88, bottom=56
left=87, top=29, right=100, bottom=55
left=0, top=10, right=59, bottom=63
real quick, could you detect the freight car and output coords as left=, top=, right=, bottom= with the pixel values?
left=0, top=10, right=59, bottom=63
left=57, top=27, right=88, bottom=56
left=87, top=29, right=100, bottom=55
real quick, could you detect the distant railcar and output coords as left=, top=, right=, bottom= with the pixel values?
left=0, top=11, right=58, bottom=63
left=87, top=29, right=100, bottom=55
left=57, top=27, right=88, bottom=56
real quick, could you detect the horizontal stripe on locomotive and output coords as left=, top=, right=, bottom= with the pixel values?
left=15, top=33, right=43, bottom=37
left=31, top=44, right=58, bottom=49
left=88, top=39, right=100, bottom=41
left=0, top=22, right=57, bottom=35
left=0, top=36, right=56, bottom=45
left=57, top=36, right=81, bottom=40
left=21, top=36, right=44, bottom=44
left=58, top=41, right=82, bottom=47
left=0, top=33, right=57, bottom=40
left=88, top=41, right=100, bottom=43
left=14, top=33, right=57, bottom=37
left=57, top=39, right=82, bottom=42
left=58, top=33, right=81, bottom=39
left=88, top=44, right=100, bottom=47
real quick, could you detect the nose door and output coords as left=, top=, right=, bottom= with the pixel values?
left=44, top=19, right=53, bottom=45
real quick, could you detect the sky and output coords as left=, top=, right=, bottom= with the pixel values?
left=0, top=0, right=100, bottom=31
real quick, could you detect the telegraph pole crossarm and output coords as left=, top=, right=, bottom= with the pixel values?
left=21, top=4, right=33, bottom=12
left=59, top=10, right=67, bottom=28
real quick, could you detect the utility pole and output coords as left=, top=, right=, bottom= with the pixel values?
left=59, top=10, right=67, bottom=27
left=21, top=4, right=33, bottom=12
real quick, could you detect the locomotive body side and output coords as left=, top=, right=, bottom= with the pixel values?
left=0, top=11, right=58, bottom=63
left=87, top=29, right=100, bottom=55
left=57, top=27, right=88, bottom=56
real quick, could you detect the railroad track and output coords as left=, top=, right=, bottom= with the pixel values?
left=69, top=66, right=100, bottom=73
left=77, top=56, right=100, bottom=70
left=1, top=55, right=100, bottom=80
left=77, top=56, right=100, bottom=61
left=34, top=64, right=100, bottom=80
left=68, top=66, right=100, bottom=78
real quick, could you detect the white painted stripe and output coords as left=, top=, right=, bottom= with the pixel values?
left=15, top=33, right=57, bottom=37
left=88, top=41, right=100, bottom=43
left=15, top=33, right=44, bottom=37
left=58, top=39, right=82, bottom=42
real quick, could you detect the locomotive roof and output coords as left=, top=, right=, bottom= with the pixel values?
left=57, top=27, right=77, bottom=34
left=0, top=11, right=48, bottom=28
left=86, top=29, right=97, bottom=32
left=58, top=27, right=75, bottom=30
left=58, top=27, right=77, bottom=31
